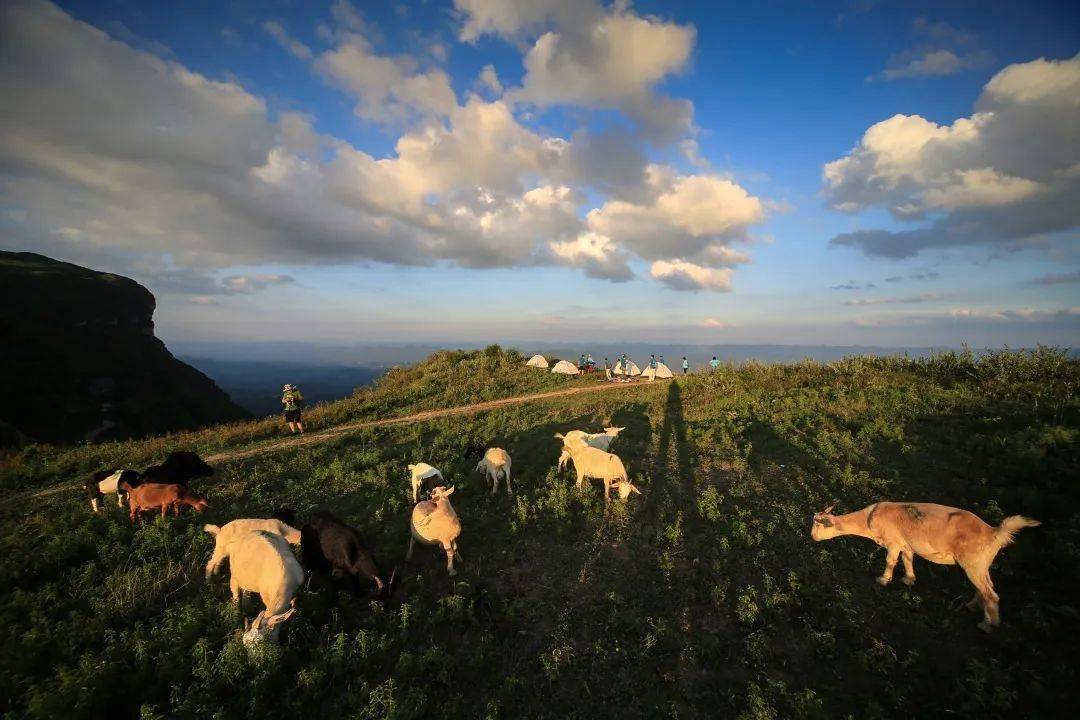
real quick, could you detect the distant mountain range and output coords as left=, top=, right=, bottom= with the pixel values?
left=0, top=252, right=250, bottom=446
left=179, top=357, right=382, bottom=416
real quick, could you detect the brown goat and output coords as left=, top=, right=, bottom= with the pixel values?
left=811, top=501, right=1039, bottom=631
left=122, top=481, right=208, bottom=524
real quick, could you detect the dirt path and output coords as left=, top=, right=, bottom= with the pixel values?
left=20, top=380, right=657, bottom=501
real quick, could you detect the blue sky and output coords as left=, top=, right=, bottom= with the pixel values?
left=1, top=0, right=1077, bottom=347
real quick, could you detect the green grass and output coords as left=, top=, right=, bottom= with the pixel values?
left=0, top=347, right=1076, bottom=718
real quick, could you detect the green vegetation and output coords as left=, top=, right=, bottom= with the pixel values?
left=0, top=347, right=1076, bottom=718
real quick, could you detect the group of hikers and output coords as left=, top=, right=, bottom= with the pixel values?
left=280, top=352, right=728, bottom=433
left=577, top=353, right=725, bottom=380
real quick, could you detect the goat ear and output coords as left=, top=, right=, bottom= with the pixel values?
left=267, top=606, right=296, bottom=628
left=822, top=504, right=835, bottom=514
left=630, top=484, right=642, bottom=495
left=445, top=486, right=455, bottom=496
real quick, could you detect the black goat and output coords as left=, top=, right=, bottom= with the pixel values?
left=140, top=451, right=214, bottom=487
left=298, top=511, right=387, bottom=597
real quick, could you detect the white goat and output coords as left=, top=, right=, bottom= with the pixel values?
left=811, top=501, right=1040, bottom=632
left=475, top=448, right=512, bottom=495
left=407, top=486, right=462, bottom=576
left=561, top=444, right=631, bottom=502
left=215, top=530, right=304, bottom=645
left=554, top=427, right=625, bottom=471
left=408, top=462, right=444, bottom=503
left=204, top=519, right=302, bottom=578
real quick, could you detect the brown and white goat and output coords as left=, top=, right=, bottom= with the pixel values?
left=811, top=501, right=1040, bottom=632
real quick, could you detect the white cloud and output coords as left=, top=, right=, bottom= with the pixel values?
left=263, top=20, right=312, bottom=60
left=826, top=53, right=1080, bottom=258
left=316, top=33, right=457, bottom=123
left=459, top=0, right=696, bottom=140
left=478, top=64, right=502, bottom=95
left=0, top=0, right=766, bottom=297
left=455, top=0, right=597, bottom=43
left=701, top=318, right=731, bottom=328
left=650, top=259, right=733, bottom=292
left=220, top=273, right=294, bottom=294
left=872, top=18, right=988, bottom=82
left=587, top=168, right=763, bottom=262
left=549, top=231, right=633, bottom=281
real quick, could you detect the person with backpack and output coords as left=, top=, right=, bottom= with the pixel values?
left=282, top=384, right=305, bottom=434
left=682, top=357, right=689, bottom=375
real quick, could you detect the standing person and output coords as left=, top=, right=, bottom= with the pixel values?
left=648, top=354, right=657, bottom=382
left=603, top=357, right=613, bottom=380
left=282, top=384, right=304, bottom=434
left=710, top=356, right=720, bottom=371
left=579, top=353, right=587, bottom=371
left=682, top=357, right=689, bottom=375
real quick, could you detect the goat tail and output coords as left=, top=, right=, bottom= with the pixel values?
left=203, top=523, right=220, bottom=536
left=994, top=515, right=1040, bottom=548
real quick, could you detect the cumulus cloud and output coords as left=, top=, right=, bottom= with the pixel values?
left=701, top=318, right=731, bottom=328
left=477, top=64, right=502, bottom=95
left=826, top=53, right=1080, bottom=258
left=650, top=259, right=733, bottom=292
left=263, top=20, right=312, bottom=60
left=548, top=231, right=633, bottom=281
left=315, top=30, right=457, bottom=123
left=0, top=0, right=766, bottom=295
left=457, top=0, right=696, bottom=140
left=586, top=167, right=763, bottom=263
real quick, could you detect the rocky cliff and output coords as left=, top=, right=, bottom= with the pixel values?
left=0, top=252, right=250, bottom=445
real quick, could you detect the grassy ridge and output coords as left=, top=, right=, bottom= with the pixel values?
left=0, top=346, right=595, bottom=492
left=0, top=347, right=1076, bottom=718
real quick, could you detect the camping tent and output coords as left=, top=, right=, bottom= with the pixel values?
left=642, top=362, right=674, bottom=379
left=526, top=354, right=549, bottom=368
left=551, top=360, right=581, bottom=375
left=614, top=361, right=641, bottom=376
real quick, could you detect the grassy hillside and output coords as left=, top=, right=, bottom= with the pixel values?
left=0, top=347, right=1076, bottom=719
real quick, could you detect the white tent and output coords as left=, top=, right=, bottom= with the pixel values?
left=551, top=359, right=581, bottom=375
left=642, top=362, right=674, bottom=379
left=614, top=361, right=641, bottom=376
left=526, top=354, right=549, bottom=368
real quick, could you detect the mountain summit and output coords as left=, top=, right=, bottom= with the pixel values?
left=0, top=252, right=249, bottom=445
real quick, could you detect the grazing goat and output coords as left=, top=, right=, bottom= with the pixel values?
left=299, top=511, right=387, bottom=597
left=408, top=462, right=444, bottom=502
left=204, top=519, right=303, bottom=577
left=811, top=502, right=1040, bottom=632
left=217, top=530, right=304, bottom=646
left=561, top=444, right=630, bottom=502
left=122, top=481, right=207, bottom=524
left=140, top=451, right=214, bottom=487
left=612, top=479, right=643, bottom=500
left=475, top=448, right=512, bottom=495
left=555, top=427, right=625, bottom=471
left=407, top=486, right=462, bottom=576
left=84, top=468, right=141, bottom=512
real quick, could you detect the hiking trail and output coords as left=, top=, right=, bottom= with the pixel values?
left=19, top=379, right=658, bottom=501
